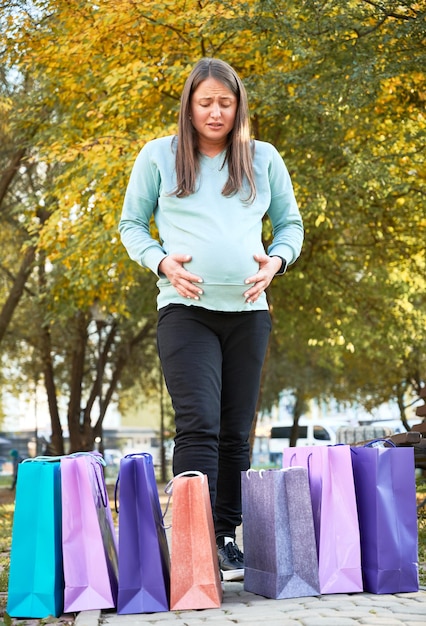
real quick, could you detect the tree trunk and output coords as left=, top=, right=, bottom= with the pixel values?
left=0, top=148, right=26, bottom=208
left=0, top=245, right=36, bottom=344
left=290, top=388, right=305, bottom=448
left=92, top=319, right=154, bottom=437
left=40, top=325, right=64, bottom=455
left=249, top=338, right=271, bottom=461
left=37, top=252, right=64, bottom=454
left=68, top=312, right=89, bottom=452
left=396, top=385, right=411, bottom=431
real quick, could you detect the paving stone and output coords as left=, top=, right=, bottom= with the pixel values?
left=99, top=590, right=426, bottom=626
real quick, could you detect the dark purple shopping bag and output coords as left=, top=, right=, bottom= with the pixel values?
left=350, top=445, right=419, bottom=593
left=117, top=453, right=170, bottom=614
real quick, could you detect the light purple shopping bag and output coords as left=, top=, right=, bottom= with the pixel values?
left=61, top=454, right=118, bottom=611
left=350, top=445, right=419, bottom=593
left=283, top=445, right=363, bottom=594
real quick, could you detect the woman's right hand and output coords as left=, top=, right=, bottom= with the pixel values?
left=158, top=254, right=204, bottom=300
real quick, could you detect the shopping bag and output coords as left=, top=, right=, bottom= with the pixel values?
left=61, top=453, right=118, bottom=611
left=350, top=444, right=419, bottom=593
left=242, top=468, right=320, bottom=599
left=7, top=457, right=64, bottom=618
left=169, top=472, right=222, bottom=610
left=117, top=453, right=170, bottom=614
left=282, top=445, right=363, bottom=594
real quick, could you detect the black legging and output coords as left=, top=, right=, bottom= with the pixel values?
left=157, top=303, right=271, bottom=538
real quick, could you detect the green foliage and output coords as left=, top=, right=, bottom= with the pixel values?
left=0, top=0, right=425, bottom=440
left=0, top=502, right=13, bottom=595
left=417, top=477, right=426, bottom=587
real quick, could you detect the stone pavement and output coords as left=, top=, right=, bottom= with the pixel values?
left=75, top=482, right=425, bottom=626
left=75, top=587, right=426, bottom=626
left=75, top=483, right=426, bottom=626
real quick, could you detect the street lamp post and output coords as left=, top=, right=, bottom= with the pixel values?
left=90, top=300, right=107, bottom=453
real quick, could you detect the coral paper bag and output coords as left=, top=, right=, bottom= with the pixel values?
left=242, top=468, right=320, bottom=599
left=61, top=454, right=118, bottom=611
left=117, top=453, right=170, bottom=614
left=350, top=445, right=419, bottom=593
left=7, top=458, right=64, bottom=618
left=169, top=472, right=222, bottom=610
left=283, top=445, right=363, bottom=594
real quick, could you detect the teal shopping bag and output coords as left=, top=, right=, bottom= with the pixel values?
left=7, top=458, right=64, bottom=618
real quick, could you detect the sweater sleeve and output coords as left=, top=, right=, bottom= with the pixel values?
left=118, top=143, right=167, bottom=275
left=266, top=145, right=304, bottom=266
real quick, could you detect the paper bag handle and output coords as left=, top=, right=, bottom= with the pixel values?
left=22, top=451, right=106, bottom=465
left=164, top=470, right=205, bottom=496
left=90, top=457, right=108, bottom=507
left=162, top=471, right=205, bottom=526
left=114, top=452, right=155, bottom=513
left=363, top=438, right=397, bottom=448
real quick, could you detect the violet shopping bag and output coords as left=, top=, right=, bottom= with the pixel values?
left=242, top=468, right=320, bottom=599
left=169, top=472, right=222, bottom=610
left=7, top=457, right=64, bottom=618
left=350, top=444, right=419, bottom=593
left=61, top=453, right=118, bottom=612
left=116, top=453, right=170, bottom=614
left=282, top=445, right=363, bottom=594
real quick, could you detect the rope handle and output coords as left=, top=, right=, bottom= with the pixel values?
left=22, top=451, right=106, bottom=465
left=114, top=453, right=154, bottom=513
left=162, top=471, right=205, bottom=526
left=245, top=465, right=309, bottom=480
left=23, top=452, right=108, bottom=506
left=22, top=455, right=64, bottom=463
left=164, top=470, right=205, bottom=496
left=286, top=451, right=313, bottom=474
left=90, top=457, right=108, bottom=507
left=363, top=438, right=397, bottom=448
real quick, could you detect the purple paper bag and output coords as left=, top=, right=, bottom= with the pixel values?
left=117, top=453, right=170, bottom=614
left=350, top=446, right=419, bottom=593
left=61, top=454, right=118, bottom=611
left=242, top=468, right=320, bottom=599
left=283, top=445, right=363, bottom=594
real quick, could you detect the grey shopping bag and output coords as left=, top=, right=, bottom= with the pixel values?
left=242, top=467, right=320, bottom=599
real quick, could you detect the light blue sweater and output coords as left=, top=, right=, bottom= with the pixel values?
left=119, top=135, right=303, bottom=311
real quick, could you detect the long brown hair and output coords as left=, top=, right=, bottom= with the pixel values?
left=174, top=58, right=256, bottom=203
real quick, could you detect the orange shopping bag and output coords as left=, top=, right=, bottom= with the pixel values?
left=168, top=472, right=222, bottom=610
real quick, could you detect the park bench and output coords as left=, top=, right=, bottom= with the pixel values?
left=352, top=386, right=426, bottom=471
left=352, top=421, right=426, bottom=469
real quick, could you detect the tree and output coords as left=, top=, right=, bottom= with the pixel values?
left=254, top=0, right=426, bottom=422
left=0, top=0, right=424, bottom=454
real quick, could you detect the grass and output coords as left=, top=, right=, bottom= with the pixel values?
left=417, top=476, right=426, bottom=587
left=0, top=501, right=14, bottom=621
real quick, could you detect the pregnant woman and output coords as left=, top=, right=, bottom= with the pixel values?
left=119, top=57, right=304, bottom=581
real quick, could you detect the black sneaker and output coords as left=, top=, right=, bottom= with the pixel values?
left=217, top=536, right=244, bottom=581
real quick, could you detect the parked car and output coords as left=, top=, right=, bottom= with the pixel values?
left=268, top=420, right=336, bottom=466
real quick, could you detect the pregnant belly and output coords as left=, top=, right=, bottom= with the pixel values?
left=183, top=246, right=260, bottom=285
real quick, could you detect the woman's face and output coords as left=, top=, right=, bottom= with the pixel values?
left=190, top=77, right=238, bottom=155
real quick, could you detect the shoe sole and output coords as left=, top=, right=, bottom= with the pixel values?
left=221, top=568, right=244, bottom=582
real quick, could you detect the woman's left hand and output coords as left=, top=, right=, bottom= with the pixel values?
left=243, top=254, right=282, bottom=304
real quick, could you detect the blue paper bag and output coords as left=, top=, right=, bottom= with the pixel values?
left=7, top=458, right=64, bottom=618
left=117, top=453, right=170, bottom=614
